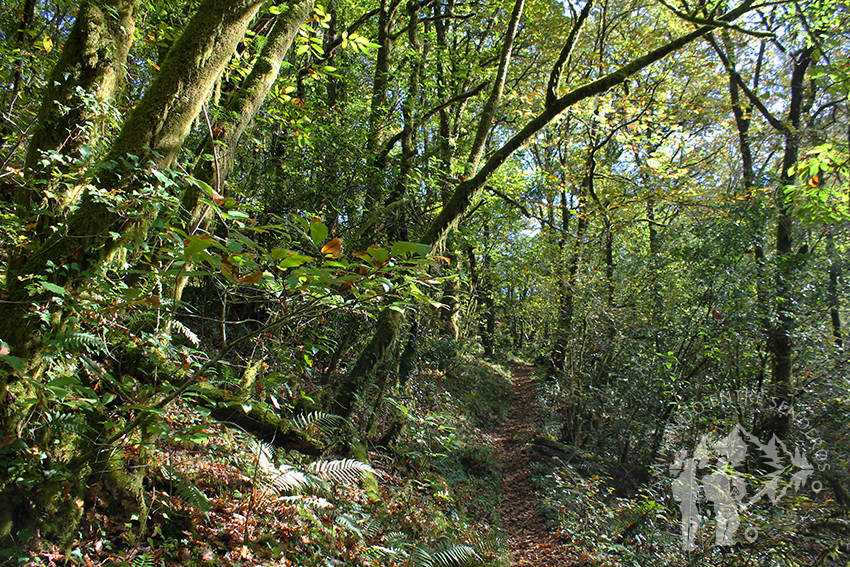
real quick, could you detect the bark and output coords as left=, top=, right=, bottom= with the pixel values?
left=464, top=0, right=525, bottom=177
left=184, top=0, right=315, bottom=231
left=0, top=0, right=265, bottom=547
left=647, top=191, right=663, bottom=352
left=332, top=307, right=403, bottom=418
left=716, top=39, right=815, bottom=437
left=826, top=227, right=843, bottom=349
left=173, top=0, right=314, bottom=302
left=465, top=243, right=491, bottom=357
left=10, top=0, right=138, bottom=270
left=6, top=0, right=37, bottom=110
left=766, top=46, right=815, bottom=438
left=22, top=0, right=137, bottom=184
left=439, top=273, right=461, bottom=341
left=365, top=0, right=401, bottom=159
left=2, top=0, right=265, bottom=349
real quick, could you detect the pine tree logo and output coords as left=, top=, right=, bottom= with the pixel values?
left=670, top=424, right=816, bottom=550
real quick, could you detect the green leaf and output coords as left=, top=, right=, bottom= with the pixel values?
left=367, top=246, right=389, bottom=264
left=0, top=355, right=26, bottom=372
left=310, top=219, right=328, bottom=247
left=42, top=282, right=68, bottom=296
left=390, top=241, right=431, bottom=258
left=183, top=235, right=214, bottom=258
left=278, top=252, right=313, bottom=268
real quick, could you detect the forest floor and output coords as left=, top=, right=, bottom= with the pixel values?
left=489, top=364, right=577, bottom=566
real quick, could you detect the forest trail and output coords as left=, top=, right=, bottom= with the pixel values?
left=490, top=364, right=577, bottom=566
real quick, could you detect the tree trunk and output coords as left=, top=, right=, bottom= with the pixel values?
left=826, top=226, right=843, bottom=350
left=0, top=0, right=265, bottom=548
left=174, top=0, right=315, bottom=302
left=11, top=0, right=138, bottom=259
left=183, top=0, right=315, bottom=231
left=1, top=0, right=265, bottom=355
left=332, top=308, right=403, bottom=418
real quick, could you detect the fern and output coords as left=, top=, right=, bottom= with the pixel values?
left=162, top=467, right=212, bottom=513
left=49, top=331, right=104, bottom=354
left=131, top=554, right=153, bottom=567
left=46, top=411, right=89, bottom=434
left=411, top=544, right=435, bottom=567
left=291, top=410, right=342, bottom=431
left=432, top=542, right=478, bottom=566
left=168, top=319, right=200, bottom=346
left=334, top=513, right=364, bottom=538
left=268, top=465, right=310, bottom=493
left=361, top=518, right=382, bottom=539
left=308, top=458, right=374, bottom=484
left=277, top=495, right=332, bottom=508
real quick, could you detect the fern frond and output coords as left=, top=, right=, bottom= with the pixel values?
left=168, top=320, right=200, bottom=346
left=291, top=411, right=342, bottom=431
left=411, top=544, right=435, bottom=567
left=334, top=513, right=363, bottom=538
left=368, top=545, right=408, bottom=561
left=361, top=519, right=382, bottom=539
left=269, top=465, right=310, bottom=493
left=47, top=411, right=89, bottom=434
left=307, top=458, right=373, bottom=484
left=52, top=331, right=104, bottom=353
left=132, top=554, right=153, bottom=567
left=432, top=543, right=477, bottom=566
left=277, top=495, right=332, bottom=508
left=162, top=467, right=212, bottom=513
left=468, top=529, right=507, bottom=558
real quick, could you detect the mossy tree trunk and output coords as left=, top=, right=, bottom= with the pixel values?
left=182, top=0, right=315, bottom=231
left=0, top=0, right=264, bottom=549
left=18, top=0, right=138, bottom=216
left=332, top=307, right=403, bottom=418
left=1, top=0, right=265, bottom=354
left=174, top=0, right=315, bottom=302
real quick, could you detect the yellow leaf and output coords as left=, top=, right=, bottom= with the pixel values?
left=211, top=191, right=227, bottom=205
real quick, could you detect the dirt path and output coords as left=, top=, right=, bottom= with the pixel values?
left=491, top=364, right=577, bottom=566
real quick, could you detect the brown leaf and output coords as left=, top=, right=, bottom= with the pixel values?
left=237, top=270, right=264, bottom=284
left=321, top=237, right=343, bottom=255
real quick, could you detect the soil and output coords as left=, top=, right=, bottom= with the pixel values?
left=490, top=363, right=578, bottom=566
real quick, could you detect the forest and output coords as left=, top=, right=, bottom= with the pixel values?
left=0, top=0, right=848, bottom=563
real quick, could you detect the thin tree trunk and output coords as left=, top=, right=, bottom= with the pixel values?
left=174, top=0, right=315, bottom=302
left=826, top=226, right=843, bottom=349
left=184, top=0, right=315, bottom=230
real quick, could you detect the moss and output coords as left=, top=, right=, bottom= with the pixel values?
left=349, top=444, right=381, bottom=502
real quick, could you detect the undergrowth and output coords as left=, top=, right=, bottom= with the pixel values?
left=22, top=355, right=512, bottom=566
